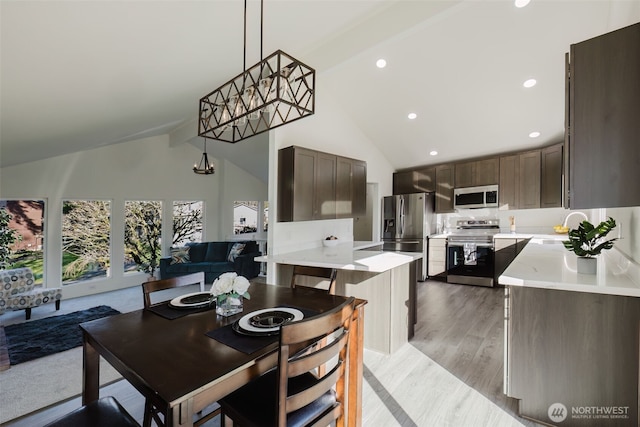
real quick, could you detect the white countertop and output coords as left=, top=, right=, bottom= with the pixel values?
left=499, top=240, right=640, bottom=297
left=493, top=233, right=567, bottom=240
left=429, top=234, right=449, bottom=239
left=256, top=241, right=421, bottom=273
left=430, top=233, right=568, bottom=240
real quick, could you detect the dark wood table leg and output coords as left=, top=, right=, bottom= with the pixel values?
left=348, top=303, right=365, bottom=427
left=82, top=331, right=100, bottom=405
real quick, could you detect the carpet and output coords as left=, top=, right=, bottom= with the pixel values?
left=4, top=305, right=121, bottom=365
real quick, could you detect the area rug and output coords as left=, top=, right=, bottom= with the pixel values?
left=4, top=305, right=121, bottom=365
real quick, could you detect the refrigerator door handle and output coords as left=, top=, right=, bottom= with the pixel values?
left=399, top=197, right=405, bottom=236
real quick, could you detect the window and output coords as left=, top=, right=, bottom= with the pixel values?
left=62, top=200, right=111, bottom=284
left=173, top=201, right=203, bottom=246
left=233, top=201, right=258, bottom=234
left=233, top=201, right=268, bottom=234
left=124, top=201, right=162, bottom=275
left=0, top=200, right=46, bottom=285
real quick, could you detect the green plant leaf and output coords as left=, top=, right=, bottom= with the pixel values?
left=563, top=217, right=617, bottom=257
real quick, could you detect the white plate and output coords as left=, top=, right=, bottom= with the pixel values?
left=238, top=307, right=304, bottom=333
left=169, top=292, right=212, bottom=309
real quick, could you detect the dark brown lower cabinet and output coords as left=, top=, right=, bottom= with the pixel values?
left=505, top=286, right=640, bottom=427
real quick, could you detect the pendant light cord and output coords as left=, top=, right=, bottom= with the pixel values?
left=243, top=0, right=247, bottom=73
left=243, top=0, right=264, bottom=79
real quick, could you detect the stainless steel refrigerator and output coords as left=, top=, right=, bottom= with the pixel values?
left=382, top=193, right=437, bottom=281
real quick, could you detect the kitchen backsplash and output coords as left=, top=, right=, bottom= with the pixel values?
left=437, top=207, right=594, bottom=235
left=602, top=206, right=640, bottom=264
left=271, top=218, right=354, bottom=255
left=439, top=205, right=639, bottom=265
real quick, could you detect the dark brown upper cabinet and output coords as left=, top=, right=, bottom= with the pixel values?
left=499, top=150, right=543, bottom=210
left=392, top=167, right=436, bottom=195
left=278, top=146, right=366, bottom=222
left=540, top=143, right=563, bottom=208
left=518, top=150, right=541, bottom=210
left=454, top=157, right=499, bottom=188
left=396, top=145, right=561, bottom=212
left=435, top=164, right=455, bottom=213
left=336, top=156, right=367, bottom=218
left=499, top=154, right=519, bottom=210
left=566, top=22, right=640, bottom=209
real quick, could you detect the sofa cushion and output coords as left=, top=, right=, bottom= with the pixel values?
left=186, top=242, right=207, bottom=263
left=205, top=242, right=229, bottom=262
left=170, top=247, right=190, bottom=265
left=165, top=262, right=235, bottom=275
left=241, top=240, right=258, bottom=254
left=227, top=243, right=246, bottom=262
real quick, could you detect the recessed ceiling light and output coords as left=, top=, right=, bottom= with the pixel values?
left=523, top=78, right=537, bottom=88
left=408, top=113, right=417, bottom=120
left=514, top=0, right=530, bottom=8
left=376, top=59, right=387, bottom=68
left=529, top=131, right=541, bottom=138
left=430, top=150, right=438, bottom=156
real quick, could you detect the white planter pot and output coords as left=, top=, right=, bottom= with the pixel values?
left=576, top=257, right=597, bottom=274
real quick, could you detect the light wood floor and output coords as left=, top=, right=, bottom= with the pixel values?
left=2, top=279, right=541, bottom=426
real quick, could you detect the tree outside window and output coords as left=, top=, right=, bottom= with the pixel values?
left=0, top=200, right=45, bottom=284
left=62, top=200, right=110, bottom=284
left=124, top=201, right=162, bottom=277
left=2, top=199, right=46, bottom=267
left=173, top=201, right=203, bottom=246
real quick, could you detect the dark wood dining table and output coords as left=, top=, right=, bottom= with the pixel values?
left=80, top=284, right=366, bottom=427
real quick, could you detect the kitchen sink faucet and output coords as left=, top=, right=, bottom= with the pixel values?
left=562, top=211, right=589, bottom=228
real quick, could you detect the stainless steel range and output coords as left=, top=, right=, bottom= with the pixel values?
left=446, top=219, right=499, bottom=287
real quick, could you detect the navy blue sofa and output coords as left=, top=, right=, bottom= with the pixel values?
left=159, top=241, right=261, bottom=283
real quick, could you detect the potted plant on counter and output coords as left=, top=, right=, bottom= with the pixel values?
left=562, top=217, right=617, bottom=274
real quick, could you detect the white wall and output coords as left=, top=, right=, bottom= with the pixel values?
left=0, top=134, right=267, bottom=298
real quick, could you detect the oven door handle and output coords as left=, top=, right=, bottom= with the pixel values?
left=448, top=242, right=494, bottom=248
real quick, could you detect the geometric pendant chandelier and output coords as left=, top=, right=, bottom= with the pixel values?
left=198, top=1, right=315, bottom=144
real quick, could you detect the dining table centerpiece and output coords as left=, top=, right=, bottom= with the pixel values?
left=210, top=272, right=251, bottom=316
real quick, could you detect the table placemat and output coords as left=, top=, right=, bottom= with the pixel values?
left=205, top=305, right=319, bottom=354
left=206, top=324, right=277, bottom=354
left=147, top=301, right=214, bottom=320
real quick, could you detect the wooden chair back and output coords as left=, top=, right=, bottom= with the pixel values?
left=141, top=272, right=205, bottom=308
left=276, top=297, right=356, bottom=427
left=290, top=265, right=337, bottom=295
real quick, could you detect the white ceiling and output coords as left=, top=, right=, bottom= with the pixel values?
left=2, top=1, right=639, bottom=178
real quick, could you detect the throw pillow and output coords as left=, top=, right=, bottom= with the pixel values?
left=227, top=243, right=246, bottom=262
left=170, top=247, right=191, bottom=265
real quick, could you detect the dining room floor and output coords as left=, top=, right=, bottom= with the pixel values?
left=1, top=279, right=542, bottom=426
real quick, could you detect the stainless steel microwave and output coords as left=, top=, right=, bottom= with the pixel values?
left=453, top=185, right=499, bottom=209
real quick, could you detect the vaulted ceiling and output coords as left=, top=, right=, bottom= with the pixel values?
left=2, top=1, right=639, bottom=180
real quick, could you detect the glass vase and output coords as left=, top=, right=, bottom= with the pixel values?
left=216, top=293, right=243, bottom=317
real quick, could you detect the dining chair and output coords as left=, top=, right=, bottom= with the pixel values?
left=140, top=271, right=220, bottom=427
left=141, top=272, right=206, bottom=308
left=290, top=265, right=337, bottom=295
left=43, top=396, right=140, bottom=427
left=218, top=296, right=356, bottom=427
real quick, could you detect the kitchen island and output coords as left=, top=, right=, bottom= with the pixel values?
left=257, top=242, right=421, bottom=354
left=499, top=240, right=640, bottom=426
